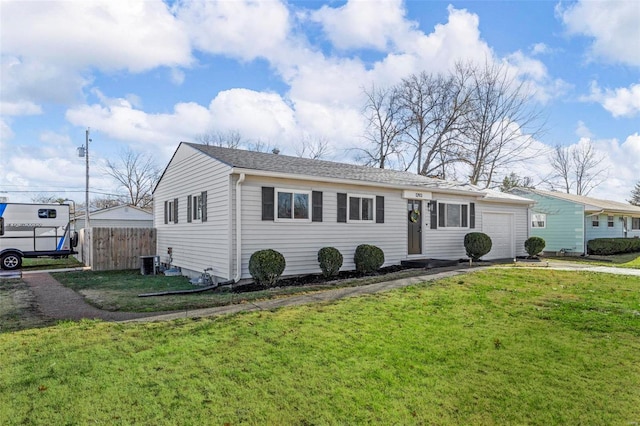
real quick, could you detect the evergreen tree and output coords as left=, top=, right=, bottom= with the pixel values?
left=629, top=181, right=640, bottom=206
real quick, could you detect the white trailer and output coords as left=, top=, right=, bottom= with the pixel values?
left=0, top=203, right=78, bottom=270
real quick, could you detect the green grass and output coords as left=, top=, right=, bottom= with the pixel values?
left=1, top=269, right=639, bottom=424
left=22, top=256, right=84, bottom=270
left=546, top=251, right=640, bottom=268
left=52, top=268, right=434, bottom=312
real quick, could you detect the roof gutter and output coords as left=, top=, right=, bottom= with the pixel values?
left=229, top=167, right=481, bottom=197
left=233, top=173, right=246, bottom=283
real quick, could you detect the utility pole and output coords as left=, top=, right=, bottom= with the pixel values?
left=77, top=128, right=91, bottom=229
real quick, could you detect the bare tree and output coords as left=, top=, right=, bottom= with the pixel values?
left=547, top=141, right=607, bottom=195
left=91, top=197, right=123, bottom=210
left=358, top=84, right=405, bottom=169
left=195, top=130, right=244, bottom=148
left=104, top=149, right=160, bottom=208
left=296, top=135, right=330, bottom=159
left=459, top=61, right=545, bottom=188
left=30, top=194, right=66, bottom=204
left=549, top=145, right=572, bottom=193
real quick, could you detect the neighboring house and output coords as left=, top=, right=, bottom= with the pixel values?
left=73, top=204, right=153, bottom=229
left=154, top=143, right=534, bottom=281
left=510, top=188, right=640, bottom=255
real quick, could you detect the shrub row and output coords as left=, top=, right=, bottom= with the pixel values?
left=587, top=238, right=640, bottom=255
left=249, top=244, right=385, bottom=287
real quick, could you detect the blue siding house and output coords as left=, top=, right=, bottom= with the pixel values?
left=511, top=188, right=640, bottom=255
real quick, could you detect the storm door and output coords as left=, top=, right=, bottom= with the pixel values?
left=407, top=200, right=422, bottom=255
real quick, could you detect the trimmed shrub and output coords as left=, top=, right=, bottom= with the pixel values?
left=464, top=232, right=492, bottom=261
left=587, top=238, right=640, bottom=255
left=248, top=249, right=286, bottom=287
left=524, top=236, right=546, bottom=257
left=354, top=244, right=385, bottom=273
left=318, top=247, right=343, bottom=278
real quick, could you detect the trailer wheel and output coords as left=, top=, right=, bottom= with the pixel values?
left=1, top=252, right=22, bottom=270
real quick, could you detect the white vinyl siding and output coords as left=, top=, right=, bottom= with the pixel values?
left=423, top=195, right=528, bottom=260
left=236, top=176, right=404, bottom=279
left=154, top=144, right=232, bottom=279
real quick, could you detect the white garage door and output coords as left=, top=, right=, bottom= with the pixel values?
left=482, top=213, right=515, bottom=260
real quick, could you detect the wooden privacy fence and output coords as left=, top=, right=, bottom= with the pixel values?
left=80, top=227, right=156, bottom=271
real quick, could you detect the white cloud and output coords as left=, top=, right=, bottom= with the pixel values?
left=575, top=121, right=593, bottom=139
left=0, top=118, right=14, bottom=140
left=1, top=0, right=191, bottom=72
left=176, top=0, right=290, bottom=61
left=559, top=0, right=640, bottom=67
left=584, top=81, right=640, bottom=118
left=310, top=0, right=414, bottom=51
left=0, top=100, right=42, bottom=116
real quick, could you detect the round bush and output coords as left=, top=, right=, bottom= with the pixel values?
left=464, top=232, right=492, bottom=261
left=318, top=247, right=343, bottom=278
left=524, top=236, right=546, bottom=257
left=354, top=244, right=384, bottom=273
left=248, top=249, right=286, bottom=287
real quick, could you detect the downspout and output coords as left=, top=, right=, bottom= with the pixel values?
left=234, top=173, right=246, bottom=282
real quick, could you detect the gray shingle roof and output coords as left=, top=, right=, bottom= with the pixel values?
left=514, top=188, right=640, bottom=215
left=185, top=142, right=481, bottom=194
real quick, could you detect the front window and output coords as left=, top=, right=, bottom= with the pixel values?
left=168, top=200, right=175, bottom=222
left=632, top=218, right=640, bottom=230
left=348, top=195, right=374, bottom=222
left=608, top=215, right=614, bottom=227
left=592, top=216, right=599, bottom=227
left=438, top=203, right=468, bottom=228
left=192, top=194, right=202, bottom=221
left=277, top=190, right=310, bottom=221
left=531, top=213, right=546, bottom=228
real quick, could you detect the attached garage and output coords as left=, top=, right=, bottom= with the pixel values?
left=482, top=212, right=515, bottom=260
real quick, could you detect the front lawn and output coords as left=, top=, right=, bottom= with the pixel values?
left=53, top=268, right=433, bottom=312
left=22, top=257, right=84, bottom=270
left=546, top=251, right=640, bottom=268
left=1, top=269, right=639, bottom=424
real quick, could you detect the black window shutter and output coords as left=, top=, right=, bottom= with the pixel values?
left=262, top=187, right=274, bottom=221
left=430, top=201, right=438, bottom=229
left=202, top=191, right=208, bottom=222
left=173, top=198, right=179, bottom=224
left=187, top=195, right=192, bottom=223
left=438, top=202, right=445, bottom=228
left=469, top=202, right=475, bottom=229
left=337, top=193, right=347, bottom=223
left=376, top=196, right=384, bottom=223
left=312, top=191, right=323, bottom=222
left=164, top=201, right=168, bottom=224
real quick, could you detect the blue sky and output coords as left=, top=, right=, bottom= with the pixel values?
left=1, top=0, right=639, bottom=203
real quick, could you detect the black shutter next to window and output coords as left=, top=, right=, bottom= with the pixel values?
left=469, top=202, right=475, bottom=229
left=202, top=191, right=208, bottom=222
left=173, top=198, right=179, bottom=224
left=430, top=200, right=438, bottom=229
left=187, top=195, right=192, bottom=223
left=376, top=196, right=384, bottom=223
left=262, top=187, right=274, bottom=221
left=312, top=191, right=323, bottom=222
left=164, top=201, right=168, bottom=224
left=337, top=193, right=347, bottom=223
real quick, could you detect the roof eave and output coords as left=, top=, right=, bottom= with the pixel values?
left=230, top=167, right=482, bottom=197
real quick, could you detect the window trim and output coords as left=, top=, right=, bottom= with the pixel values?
left=347, top=193, right=375, bottom=223
left=274, top=188, right=312, bottom=223
left=437, top=202, right=469, bottom=229
left=607, top=215, right=614, bottom=227
left=632, top=217, right=640, bottom=230
left=592, top=216, right=600, bottom=227
left=531, top=213, right=546, bottom=229
left=167, top=200, right=175, bottom=223
left=192, top=193, right=202, bottom=222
